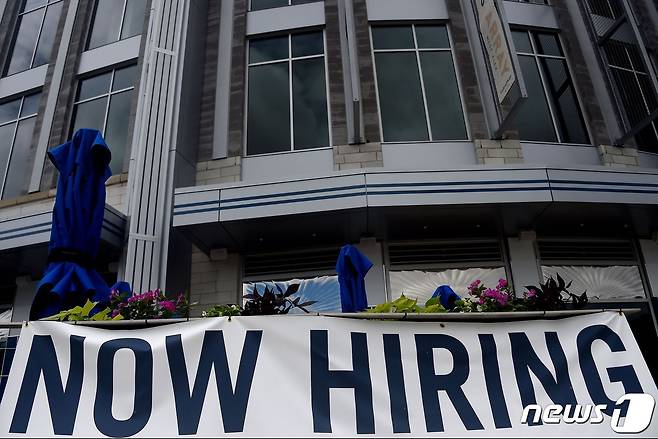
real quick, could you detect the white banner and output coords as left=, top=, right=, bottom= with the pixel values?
left=0, top=313, right=656, bottom=437
left=477, top=0, right=516, bottom=103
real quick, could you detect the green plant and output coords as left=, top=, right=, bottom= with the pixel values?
left=202, top=304, right=242, bottom=317
left=44, top=299, right=123, bottom=321
left=366, top=294, right=446, bottom=314
left=524, top=273, right=588, bottom=310
left=242, top=283, right=316, bottom=315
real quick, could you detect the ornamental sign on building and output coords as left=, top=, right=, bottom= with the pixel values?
left=476, top=0, right=516, bottom=104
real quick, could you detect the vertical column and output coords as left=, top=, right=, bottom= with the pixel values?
left=355, top=237, right=387, bottom=306
left=123, top=0, right=189, bottom=293
left=639, top=239, right=658, bottom=298
left=507, top=232, right=541, bottom=294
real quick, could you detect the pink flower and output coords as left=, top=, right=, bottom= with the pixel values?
left=468, top=280, right=481, bottom=290
left=160, top=301, right=176, bottom=313
left=497, top=279, right=508, bottom=289
left=526, top=288, right=537, bottom=299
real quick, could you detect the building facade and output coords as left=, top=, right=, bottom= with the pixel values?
left=1, top=0, right=658, bottom=359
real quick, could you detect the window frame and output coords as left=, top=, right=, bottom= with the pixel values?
left=602, top=41, right=658, bottom=149
left=0, top=93, right=40, bottom=199
left=244, top=29, right=333, bottom=157
left=536, top=238, right=650, bottom=302
left=85, top=0, right=144, bottom=51
left=69, top=64, right=137, bottom=172
left=384, top=238, right=512, bottom=302
left=513, top=28, right=592, bottom=145
left=369, top=23, right=470, bottom=144
left=4, top=0, right=64, bottom=77
left=248, top=0, right=322, bottom=12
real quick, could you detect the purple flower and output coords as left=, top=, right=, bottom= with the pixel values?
left=497, top=279, right=508, bottom=289
left=160, top=301, right=176, bottom=313
left=468, top=280, right=481, bottom=291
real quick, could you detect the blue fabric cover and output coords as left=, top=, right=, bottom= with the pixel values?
left=336, top=244, right=373, bottom=312
left=431, top=285, right=461, bottom=310
left=30, top=129, right=112, bottom=320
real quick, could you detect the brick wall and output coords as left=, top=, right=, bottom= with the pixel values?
left=325, top=0, right=348, bottom=147
left=196, top=157, right=242, bottom=185
left=333, top=143, right=382, bottom=170
left=475, top=139, right=524, bottom=165
left=189, top=245, right=241, bottom=316
left=598, top=145, right=640, bottom=167
left=446, top=0, right=488, bottom=140
left=352, top=0, right=380, bottom=144
left=196, top=0, right=220, bottom=162
left=227, top=0, right=248, bottom=157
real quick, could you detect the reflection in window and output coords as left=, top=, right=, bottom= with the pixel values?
left=541, top=265, right=645, bottom=301
left=249, top=0, right=322, bottom=12
left=372, top=24, right=467, bottom=143
left=243, top=276, right=341, bottom=313
left=5, top=0, right=64, bottom=76
left=247, top=31, right=330, bottom=155
left=389, top=267, right=507, bottom=304
left=512, top=30, right=589, bottom=144
left=70, top=65, right=137, bottom=174
left=0, top=93, right=40, bottom=200
left=87, top=0, right=147, bottom=50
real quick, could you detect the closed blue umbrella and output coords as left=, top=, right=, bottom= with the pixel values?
left=336, top=244, right=373, bottom=312
left=431, top=285, right=461, bottom=310
left=30, top=129, right=113, bottom=320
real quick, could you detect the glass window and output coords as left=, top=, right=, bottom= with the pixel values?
left=87, top=0, right=147, bottom=50
left=389, top=267, right=507, bottom=304
left=4, top=0, right=64, bottom=76
left=512, top=30, right=589, bottom=144
left=70, top=65, right=137, bottom=173
left=541, top=265, right=645, bottom=301
left=603, top=38, right=658, bottom=153
left=0, top=93, right=41, bottom=200
left=247, top=31, right=330, bottom=155
left=249, top=0, right=322, bottom=12
left=243, top=276, right=341, bottom=313
left=372, top=24, right=467, bottom=142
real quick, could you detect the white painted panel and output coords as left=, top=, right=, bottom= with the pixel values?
left=381, top=142, right=477, bottom=170
left=366, top=0, right=448, bottom=21
left=639, top=239, right=658, bottom=297
left=365, top=168, right=552, bottom=207
left=548, top=168, right=658, bottom=204
left=639, top=152, right=658, bottom=169
left=0, top=65, right=47, bottom=99
left=522, top=143, right=601, bottom=166
left=503, top=0, right=558, bottom=29
left=173, top=189, right=220, bottom=226
left=246, top=2, right=325, bottom=36
left=242, top=148, right=334, bottom=183
left=220, top=173, right=367, bottom=221
left=77, top=35, right=142, bottom=75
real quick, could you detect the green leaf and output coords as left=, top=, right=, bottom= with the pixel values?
left=425, top=297, right=440, bottom=307
left=367, top=302, right=392, bottom=313
left=422, top=304, right=446, bottom=313
left=90, top=308, right=111, bottom=321
left=81, top=300, right=97, bottom=318
left=112, top=313, right=124, bottom=320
